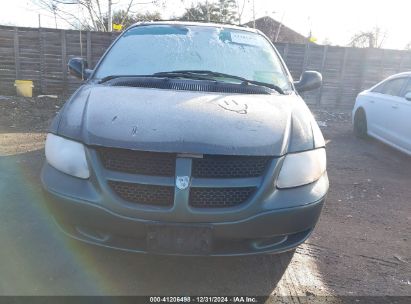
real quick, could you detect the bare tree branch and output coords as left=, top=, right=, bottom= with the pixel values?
left=32, top=0, right=163, bottom=31
left=235, top=0, right=246, bottom=24
left=120, top=0, right=135, bottom=26
left=348, top=27, right=388, bottom=49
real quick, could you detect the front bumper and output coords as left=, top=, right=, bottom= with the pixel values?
left=41, top=161, right=328, bottom=256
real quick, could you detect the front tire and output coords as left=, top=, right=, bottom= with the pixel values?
left=354, top=108, right=368, bottom=139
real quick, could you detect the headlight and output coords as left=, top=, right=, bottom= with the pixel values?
left=45, top=133, right=90, bottom=179
left=277, top=148, right=326, bottom=188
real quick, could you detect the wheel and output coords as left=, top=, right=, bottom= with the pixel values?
left=354, top=108, right=368, bottom=139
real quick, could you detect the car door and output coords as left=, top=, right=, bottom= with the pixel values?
left=363, top=81, right=389, bottom=136
left=368, top=77, right=408, bottom=143
left=389, top=77, right=411, bottom=153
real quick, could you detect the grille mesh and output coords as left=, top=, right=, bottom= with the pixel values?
left=98, top=147, right=176, bottom=177
left=189, top=187, right=256, bottom=208
left=99, top=148, right=266, bottom=208
left=98, top=147, right=271, bottom=179
left=192, top=155, right=271, bottom=178
left=109, top=181, right=174, bottom=207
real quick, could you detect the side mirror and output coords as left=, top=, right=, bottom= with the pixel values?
left=294, top=71, right=322, bottom=93
left=68, top=58, right=92, bottom=80
left=405, top=92, right=411, bottom=101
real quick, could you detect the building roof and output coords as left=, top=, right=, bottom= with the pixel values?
left=244, top=16, right=308, bottom=44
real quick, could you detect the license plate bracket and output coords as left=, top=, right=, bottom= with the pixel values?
left=146, top=223, right=213, bottom=255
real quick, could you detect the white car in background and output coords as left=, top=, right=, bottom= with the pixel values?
left=353, top=72, right=411, bottom=156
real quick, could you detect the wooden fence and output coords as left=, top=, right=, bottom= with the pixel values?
left=1, top=25, right=411, bottom=108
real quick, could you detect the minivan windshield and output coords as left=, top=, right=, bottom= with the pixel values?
left=94, top=24, right=292, bottom=91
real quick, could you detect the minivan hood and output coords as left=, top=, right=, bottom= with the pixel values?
left=56, top=85, right=320, bottom=156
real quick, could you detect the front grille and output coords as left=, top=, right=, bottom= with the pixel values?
left=189, top=187, right=256, bottom=208
left=192, top=155, right=272, bottom=178
left=98, top=148, right=266, bottom=209
left=98, top=147, right=271, bottom=179
left=98, top=147, right=176, bottom=177
left=109, top=181, right=174, bottom=207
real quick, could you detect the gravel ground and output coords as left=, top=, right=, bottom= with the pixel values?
left=0, top=96, right=410, bottom=298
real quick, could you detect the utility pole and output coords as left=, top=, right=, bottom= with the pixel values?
left=51, top=3, right=58, bottom=29
left=108, top=0, right=113, bottom=31
left=205, top=0, right=210, bottom=22
left=38, top=14, right=41, bottom=28
left=54, top=12, right=58, bottom=29
left=252, top=0, right=256, bottom=28
left=275, top=12, right=285, bottom=42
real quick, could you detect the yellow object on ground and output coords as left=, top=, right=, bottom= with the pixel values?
left=14, top=80, right=34, bottom=97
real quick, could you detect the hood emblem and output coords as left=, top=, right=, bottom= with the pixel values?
left=176, top=176, right=190, bottom=190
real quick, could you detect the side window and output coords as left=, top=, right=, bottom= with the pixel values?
left=372, top=82, right=386, bottom=94
left=402, top=78, right=411, bottom=98
left=380, top=78, right=407, bottom=97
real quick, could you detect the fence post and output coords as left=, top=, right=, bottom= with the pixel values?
left=283, top=43, right=289, bottom=62
left=317, top=45, right=328, bottom=105
left=378, top=49, right=385, bottom=80
left=357, top=48, right=369, bottom=93
left=302, top=43, right=310, bottom=72
left=61, top=30, right=67, bottom=96
left=39, top=28, right=45, bottom=94
left=337, top=47, right=348, bottom=105
left=13, top=27, right=20, bottom=80
left=87, top=31, right=92, bottom=67
left=300, top=43, right=310, bottom=99
left=397, top=51, right=406, bottom=73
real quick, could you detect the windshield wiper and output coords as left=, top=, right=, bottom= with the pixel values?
left=98, top=73, right=214, bottom=84
left=154, top=70, right=285, bottom=94
left=99, top=75, right=133, bottom=83
left=98, top=71, right=285, bottom=94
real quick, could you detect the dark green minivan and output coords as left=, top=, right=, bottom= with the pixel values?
left=41, top=21, right=328, bottom=256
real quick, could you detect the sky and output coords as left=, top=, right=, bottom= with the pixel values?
left=0, top=0, right=410, bottom=50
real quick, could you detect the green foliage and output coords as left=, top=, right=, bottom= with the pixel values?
left=179, top=0, right=238, bottom=24
left=180, top=2, right=219, bottom=22
left=111, top=10, right=162, bottom=29
left=217, top=0, right=238, bottom=24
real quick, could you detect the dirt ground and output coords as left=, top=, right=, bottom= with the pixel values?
left=0, top=95, right=410, bottom=298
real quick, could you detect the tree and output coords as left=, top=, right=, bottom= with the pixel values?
left=405, top=42, right=411, bottom=50
left=31, top=0, right=163, bottom=31
left=180, top=2, right=220, bottom=22
left=179, top=0, right=238, bottom=24
left=217, top=0, right=238, bottom=24
left=109, top=10, right=162, bottom=29
left=235, top=0, right=246, bottom=25
left=348, top=27, right=387, bottom=48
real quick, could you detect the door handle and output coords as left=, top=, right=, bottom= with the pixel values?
left=392, top=105, right=398, bottom=109
left=370, top=100, right=375, bottom=103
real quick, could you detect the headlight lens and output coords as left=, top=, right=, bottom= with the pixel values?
left=45, top=133, right=90, bottom=179
left=277, top=148, right=326, bottom=188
